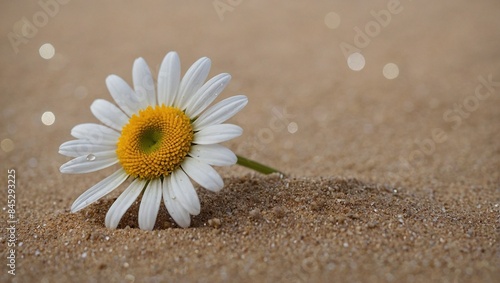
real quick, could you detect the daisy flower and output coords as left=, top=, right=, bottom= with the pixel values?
left=59, top=51, right=250, bottom=230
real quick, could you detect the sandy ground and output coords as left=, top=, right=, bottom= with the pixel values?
left=1, top=0, right=499, bottom=282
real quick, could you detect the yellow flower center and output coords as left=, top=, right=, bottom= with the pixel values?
left=116, top=105, right=194, bottom=179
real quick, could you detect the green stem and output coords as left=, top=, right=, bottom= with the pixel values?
left=236, top=155, right=283, bottom=175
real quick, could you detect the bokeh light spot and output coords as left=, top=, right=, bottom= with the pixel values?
left=29, top=157, right=38, bottom=168
left=287, top=122, right=298, bottom=134
left=41, top=111, right=55, bottom=126
left=74, top=86, right=88, bottom=99
left=347, top=53, right=365, bottom=71
left=1, top=139, right=14, bottom=153
left=39, top=43, right=55, bottom=60
left=383, top=63, right=400, bottom=79
left=324, top=12, right=341, bottom=29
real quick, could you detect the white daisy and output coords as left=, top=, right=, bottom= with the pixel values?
left=59, top=51, right=248, bottom=230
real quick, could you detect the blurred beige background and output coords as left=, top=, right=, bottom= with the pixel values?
left=1, top=1, right=499, bottom=282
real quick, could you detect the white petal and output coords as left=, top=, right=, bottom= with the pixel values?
left=90, top=99, right=129, bottom=131
left=106, top=75, right=141, bottom=116
left=71, top=123, right=120, bottom=145
left=176, top=57, right=211, bottom=110
left=157, top=52, right=181, bottom=106
left=189, top=144, right=237, bottom=166
left=162, top=176, right=191, bottom=228
left=60, top=150, right=118, bottom=174
left=185, top=73, right=231, bottom=118
left=105, top=178, right=146, bottom=229
left=133, top=57, right=156, bottom=107
left=71, top=169, right=128, bottom=212
left=193, top=95, right=248, bottom=130
left=59, top=140, right=116, bottom=157
left=193, top=124, right=243, bottom=145
left=170, top=170, right=200, bottom=215
left=181, top=157, right=224, bottom=192
left=138, top=179, right=162, bottom=231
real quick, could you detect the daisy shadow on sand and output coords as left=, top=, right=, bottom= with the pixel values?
left=73, top=175, right=273, bottom=230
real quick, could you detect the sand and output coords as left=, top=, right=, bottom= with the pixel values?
left=1, top=0, right=499, bottom=282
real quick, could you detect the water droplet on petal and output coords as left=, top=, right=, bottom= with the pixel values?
left=171, top=195, right=176, bottom=200
left=86, top=154, right=96, bottom=161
